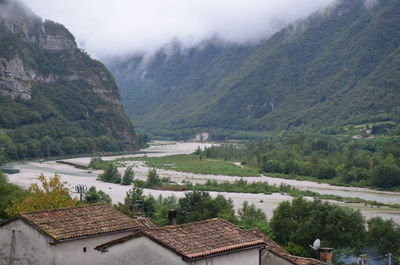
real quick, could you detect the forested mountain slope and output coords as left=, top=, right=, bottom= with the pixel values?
left=109, top=0, right=400, bottom=139
left=0, top=0, right=137, bottom=161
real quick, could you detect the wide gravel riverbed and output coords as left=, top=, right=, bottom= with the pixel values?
left=5, top=141, right=400, bottom=223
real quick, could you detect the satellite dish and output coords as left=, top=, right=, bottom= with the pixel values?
left=310, top=239, right=321, bottom=251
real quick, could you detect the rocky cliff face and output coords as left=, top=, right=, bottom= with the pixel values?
left=0, top=0, right=137, bottom=161
left=0, top=2, right=121, bottom=106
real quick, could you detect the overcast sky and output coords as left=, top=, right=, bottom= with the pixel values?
left=23, top=0, right=337, bottom=58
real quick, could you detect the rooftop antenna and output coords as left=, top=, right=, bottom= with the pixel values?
left=310, top=239, right=321, bottom=251
left=74, top=184, right=87, bottom=202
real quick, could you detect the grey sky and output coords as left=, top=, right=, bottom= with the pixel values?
left=23, top=0, right=337, bottom=58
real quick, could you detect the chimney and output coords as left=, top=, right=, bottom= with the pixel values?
left=319, top=248, right=334, bottom=263
left=168, top=210, right=177, bottom=225
left=358, top=254, right=368, bottom=265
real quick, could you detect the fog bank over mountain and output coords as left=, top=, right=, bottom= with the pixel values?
left=23, top=0, right=338, bottom=58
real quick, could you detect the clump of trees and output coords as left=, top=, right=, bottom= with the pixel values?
left=144, top=169, right=170, bottom=188
left=5, top=174, right=79, bottom=216
left=270, top=197, right=365, bottom=254
left=176, top=191, right=237, bottom=224
left=98, top=163, right=121, bottom=183
left=270, top=197, right=400, bottom=260
left=114, top=185, right=155, bottom=218
left=84, top=186, right=112, bottom=204
left=95, top=160, right=135, bottom=186
left=198, top=135, right=400, bottom=189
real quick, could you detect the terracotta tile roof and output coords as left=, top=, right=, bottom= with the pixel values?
left=292, top=257, right=324, bottom=265
left=248, top=229, right=291, bottom=257
left=10, top=204, right=155, bottom=241
left=96, top=218, right=266, bottom=260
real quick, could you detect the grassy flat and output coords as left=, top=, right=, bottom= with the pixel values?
left=120, top=154, right=260, bottom=177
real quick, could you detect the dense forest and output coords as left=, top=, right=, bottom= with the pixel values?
left=109, top=0, right=400, bottom=139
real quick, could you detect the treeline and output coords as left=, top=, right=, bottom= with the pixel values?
left=198, top=134, right=400, bottom=189
left=0, top=94, right=150, bottom=162
left=0, top=133, right=149, bottom=162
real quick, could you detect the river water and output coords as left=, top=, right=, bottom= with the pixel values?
left=4, top=141, right=400, bottom=223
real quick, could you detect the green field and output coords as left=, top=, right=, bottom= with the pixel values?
left=119, top=154, right=260, bottom=177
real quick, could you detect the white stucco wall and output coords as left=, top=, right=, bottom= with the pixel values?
left=98, top=236, right=187, bottom=265
left=0, top=219, right=133, bottom=265
left=53, top=231, right=133, bottom=265
left=99, top=236, right=261, bottom=265
left=0, top=219, right=55, bottom=265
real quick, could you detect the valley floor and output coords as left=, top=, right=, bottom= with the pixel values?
left=5, top=141, right=400, bottom=223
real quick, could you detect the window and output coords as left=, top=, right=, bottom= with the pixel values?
left=83, top=247, right=87, bottom=253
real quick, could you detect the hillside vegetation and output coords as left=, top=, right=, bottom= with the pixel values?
left=109, top=0, right=400, bottom=139
left=0, top=1, right=138, bottom=162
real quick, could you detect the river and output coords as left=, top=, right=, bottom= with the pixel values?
left=4, top=141, right=400, bottom=223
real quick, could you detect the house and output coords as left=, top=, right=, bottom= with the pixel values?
left=194, top=131, right=210, bottom=142
left=0, top=204, right=155, bottom=265
left=95, top=218, right=266, bottom=265
left=247, top=229, right=333, bottom=265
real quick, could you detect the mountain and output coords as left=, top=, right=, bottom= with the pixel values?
left=0, top=0, right=137, bottom=162
left=108, top=0, right=400, bottom=139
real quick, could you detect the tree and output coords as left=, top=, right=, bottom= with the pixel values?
left=263, top=160, right=284, bottom=173
left=177, top=191, right=236, bottom=224
left=145, top=168, right=161, bottom=188
left=238, top=201, right=270, bottom=234
left=114, top=185, right=154, bottom=217
left=371, top=155, right=400, bottom=188
left=0, top=173, right=28, bottom=218
left=270, top=197, right=366, bottom=252
left=151, top=195, right=178, bottom=226
left=84, top=186, right=112, bottom=204
left=366, top=217, right=400, bottom=258
left=121, top=166, right=134, bottom=185
left=40, top=136, right=59, bottom=157
left=194, top=146, right=202, bottom=155
left=61, top=136, right=77, bottom=155
left=312, top=163, right=336, bottom=179
left=98, top=163, right=121, bottom=183
left=5, top=174, right=79, bottom=216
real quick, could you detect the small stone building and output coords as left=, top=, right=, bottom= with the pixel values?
left=95, top=218, right=266, bottom=265
left=0, top=204, right=155, bottom=265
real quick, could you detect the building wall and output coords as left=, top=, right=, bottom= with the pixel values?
left=262, top=251, right=295, bottom=265
left=0, top=219, right=133, bottom=265
left=53, top=231, right=133, bottom=265
left=98, top=236, right=187, bottom=265
left=0, top=219, right=55, bottom=265
left=193, top=248, right=261, bottom=265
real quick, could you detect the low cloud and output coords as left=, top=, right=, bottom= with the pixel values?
left=23, top=0, right=337, bottom=58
